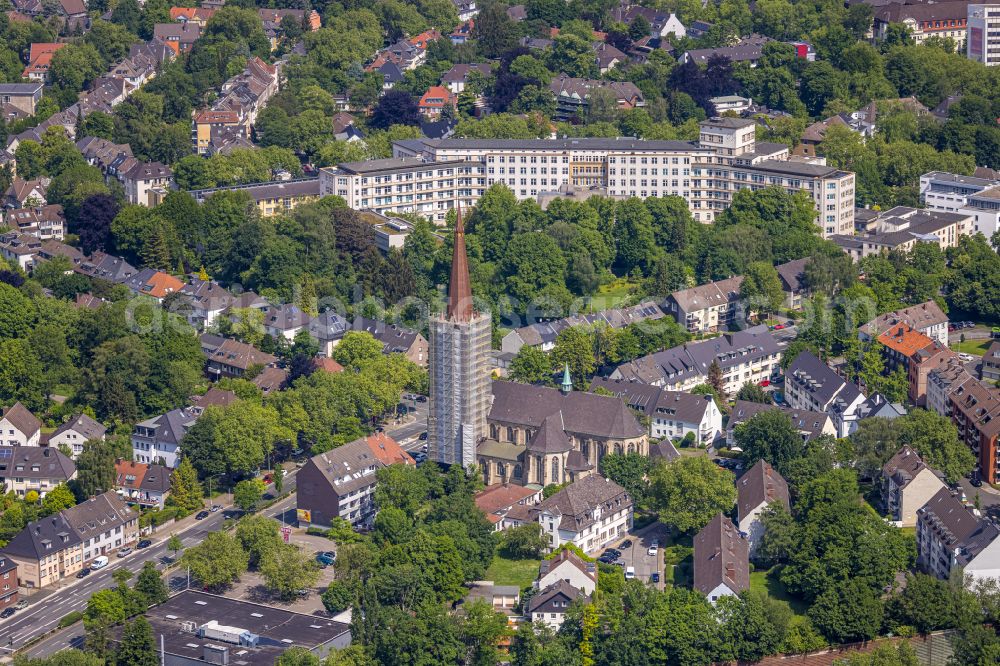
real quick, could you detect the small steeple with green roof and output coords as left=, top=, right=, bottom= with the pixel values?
left=560, top=363, right=573, bottom=394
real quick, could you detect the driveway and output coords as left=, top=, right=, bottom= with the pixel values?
left=599, top=522, right=669, bottom=591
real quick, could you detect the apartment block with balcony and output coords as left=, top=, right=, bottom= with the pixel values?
left=949, top=378, right=1000, bottom=484
left=319, top=158, right=485, bottom=223
left=917, top=487, right=1000, bottom=584
left=664, top=276, right=744, bottom=333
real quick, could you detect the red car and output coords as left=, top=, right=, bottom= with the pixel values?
left=759, top=379, right=770, bottom=387
left=773, top=324, right=785, bottom=330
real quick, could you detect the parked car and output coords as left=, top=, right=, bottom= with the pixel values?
left=418, top=432, right=428, bottom=440
left=136, top=539, right=152, bottom=549
left=316, top=551, right=336, bottom=567
left=210, top=505, right=222, bottom=512
left=76, top=568, right=91, bottom=578
left=196, top=510, right=210, bottom=520
left=90, top=556, right=109, bottom=570
left=15, top=600, right=28, bottom=610
left=619, top=539, right=632, bottom=549
left=117, top=547, right=132, bottom=558
left=0, top=608, right=14, bottom=619
left=650, top=572, right=660, bottom=583
left=416, top=396, right=427, bottom=403
left=597, top=554, right=616, bottom=564
left=647, top=545, right=658, bottom=557
left=625, top=566, right=636, bottom=580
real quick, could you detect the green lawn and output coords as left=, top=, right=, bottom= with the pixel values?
left=586, top=278, right=639, bottom=311
left=953, top=339, right=992, bottom=356
left=750, top=569, right=808, bottom=617
left=485, top=556, right=541, bottom=589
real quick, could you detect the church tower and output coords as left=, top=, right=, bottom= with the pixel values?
left=427, top=206, right=491, bottom=468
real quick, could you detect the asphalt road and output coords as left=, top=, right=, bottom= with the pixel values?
left=13, top=401, right=430, bottom=659
left=6, top=475, right=299, bottom=659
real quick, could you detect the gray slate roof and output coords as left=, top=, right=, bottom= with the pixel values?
left=728, top=400, right=831, bottom=441
left=1, top=402, right=40, bottom=437
left=531, top=474, right=631, bottom=533
left=882, top=446, right=928, bottom=490
left=786, top=351, right=861, bottom=409
left=590, top=377, right=714, bottom=425
left=51, top=414, right=106, bottom=442
left=693, top=513, right=749, bottom=596
left=0, top=446, right=75, bottom=481
left=490, top=381, right=645, bottom=440
left=737, top=460, right=790, bottom=522
left=526, top=579, right=589, bottom=614
left=774, top=258, right=809, bottom=294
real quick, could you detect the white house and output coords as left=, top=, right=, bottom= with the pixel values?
left=0, top=403, right=41, bottom=447
left=736, top=460, right=790, bottom=556
left=63, top=492, right=139, bottom=564
left=531, top=475, right=633, bottom=553
left=48, top=414, right=107, bottom=459
left=917, top=487, right=1000, bottom=585
left=131, top=408, right=197, bottom=468
left=784, top=351, right=867, bottom=437
left=590, top=378, right=722, bottom=446
left=881, top=446, right=947, bottom=528
left=527, top=579, right=589, bottom=629
left=535, top=548, right=598, bottom=595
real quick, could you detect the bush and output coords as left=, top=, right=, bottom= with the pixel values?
left=139, top=506, right=180, bottom=528
left=543, top=543, right=594, bottom=562
left=59, top=610, right=84, bottom=628
left=306, top=527, right=330, bottom=537
left=321, top=580, right=355, bottom=614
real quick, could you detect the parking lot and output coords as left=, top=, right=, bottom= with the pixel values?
left=597, top=523, right=669, bottom=591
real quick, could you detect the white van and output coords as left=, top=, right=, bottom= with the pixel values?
left=90, top=555, right=109, bottom=570
left=625, top=566, right=635, bottom=580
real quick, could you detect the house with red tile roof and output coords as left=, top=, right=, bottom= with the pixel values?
left=22, top=43, right=66, bottom=82
left=418, top=86, right=457, bottom=119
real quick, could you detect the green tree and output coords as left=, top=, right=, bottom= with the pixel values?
left=599, top=452, right=650, bottom=504
left=180, top=532, right=249, bottom=591
left=735, top=410, right=802, bottom=476
left=74, top=440, right=118, bottom=498
left=718, top=592, right=783, bottom=662
left=322, top=580, right=357, bottom=614
left=497, top=523, right=547, bottom=559
left=648, top=457, right=736, bottom=533
left=509, top=346, right=553, bottom=385
left=40, top=484, right=76, bottom=516
left=233, top=478, right=265, bottom=513
left=808, top=579, right=884, bottom=643
left=167, top=457, right=203, bottom=512
left=332, top=331, right=384, bottom=369
left=166, top=534, right=183, bottom=559
left=135, top=561, right=168, bottom=606
left=735, top=382, right=771, bottom=404
left=886, top=573, right=977, bottom=634
left=115, top=615, right=157, bottom=666
left=374, top=464, right=429, bottom=516
left=235, top=514, right=282, bottom=569
left=260, top=544, right=322, bottom=600
left=550, top=327, right=596, bottom=386
left=460, top=599, right=511, bottom=666
left=0, top=282, right=36, bottom=339
left=741, top=261, right=785, bottom=319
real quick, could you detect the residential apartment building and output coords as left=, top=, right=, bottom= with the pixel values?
left=927, top=358, right=976, bottom=418
left=131, top=408, right=197, bottom=467
left=909, top=341, right=959, bottom=407
left=983, top=341, right=1000, bottom=382
left=1, top=491, right=137, bottom=588
left=527, top=580, right=589, bottom=629
left=878, top=323, right=935, bottom=374
left=351, top=316, right=428, bottom=367
left=500, top=302, right=665, bottom=354
left=873, top=1, right=971, bottom=46
left=64, top=492, right=139, bottom=564
left=882, top=446, right=947, bottom=528
left=726, top=400, right=835, bottom=448
left=664, top=276, right=744, bottom=333
left=176, top=280, right=234, bottom=329
left=549, top=75, right=645, bottom=121
left=120, top=161, right=173, bottom=207
left=610, top=325, right=782, bottom=395
left=590, top=377, right=723, bottom=445
left=530, top=474, right=633, bottom=552
left=917, top=487, right=1000, bottom=583
left=832, top=206, right=973, bottom=259
left=3, top=205, right=65, bottom=240
left=949, top=378, right=1000, bottom=484
left=393, top=119, right=855, bottom=235
left=694, top=513, right=750, bottom=603
left=122, top=268, right=184, bottom=302
left=968, top=4, right=1000, bottom=64
left=785, top=351, right=867, bottom=437
left=0, top=83, right=43, bottom=115
left=199, top=334, right=277, bottom=379
left=319, top=158, right=485, bottom=223
left=0, top=447, right=76, bottom=498
left=295, top=433, right=414, bottom=529
left=189, top=178, right=321, bottom=217
left=536, top=548, right=597, bottom=595
left=736, top=460, right=790, bottom=556
left=860, top=301, right=951, bottom=348
left=0, top=557, right=17, bottom=611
